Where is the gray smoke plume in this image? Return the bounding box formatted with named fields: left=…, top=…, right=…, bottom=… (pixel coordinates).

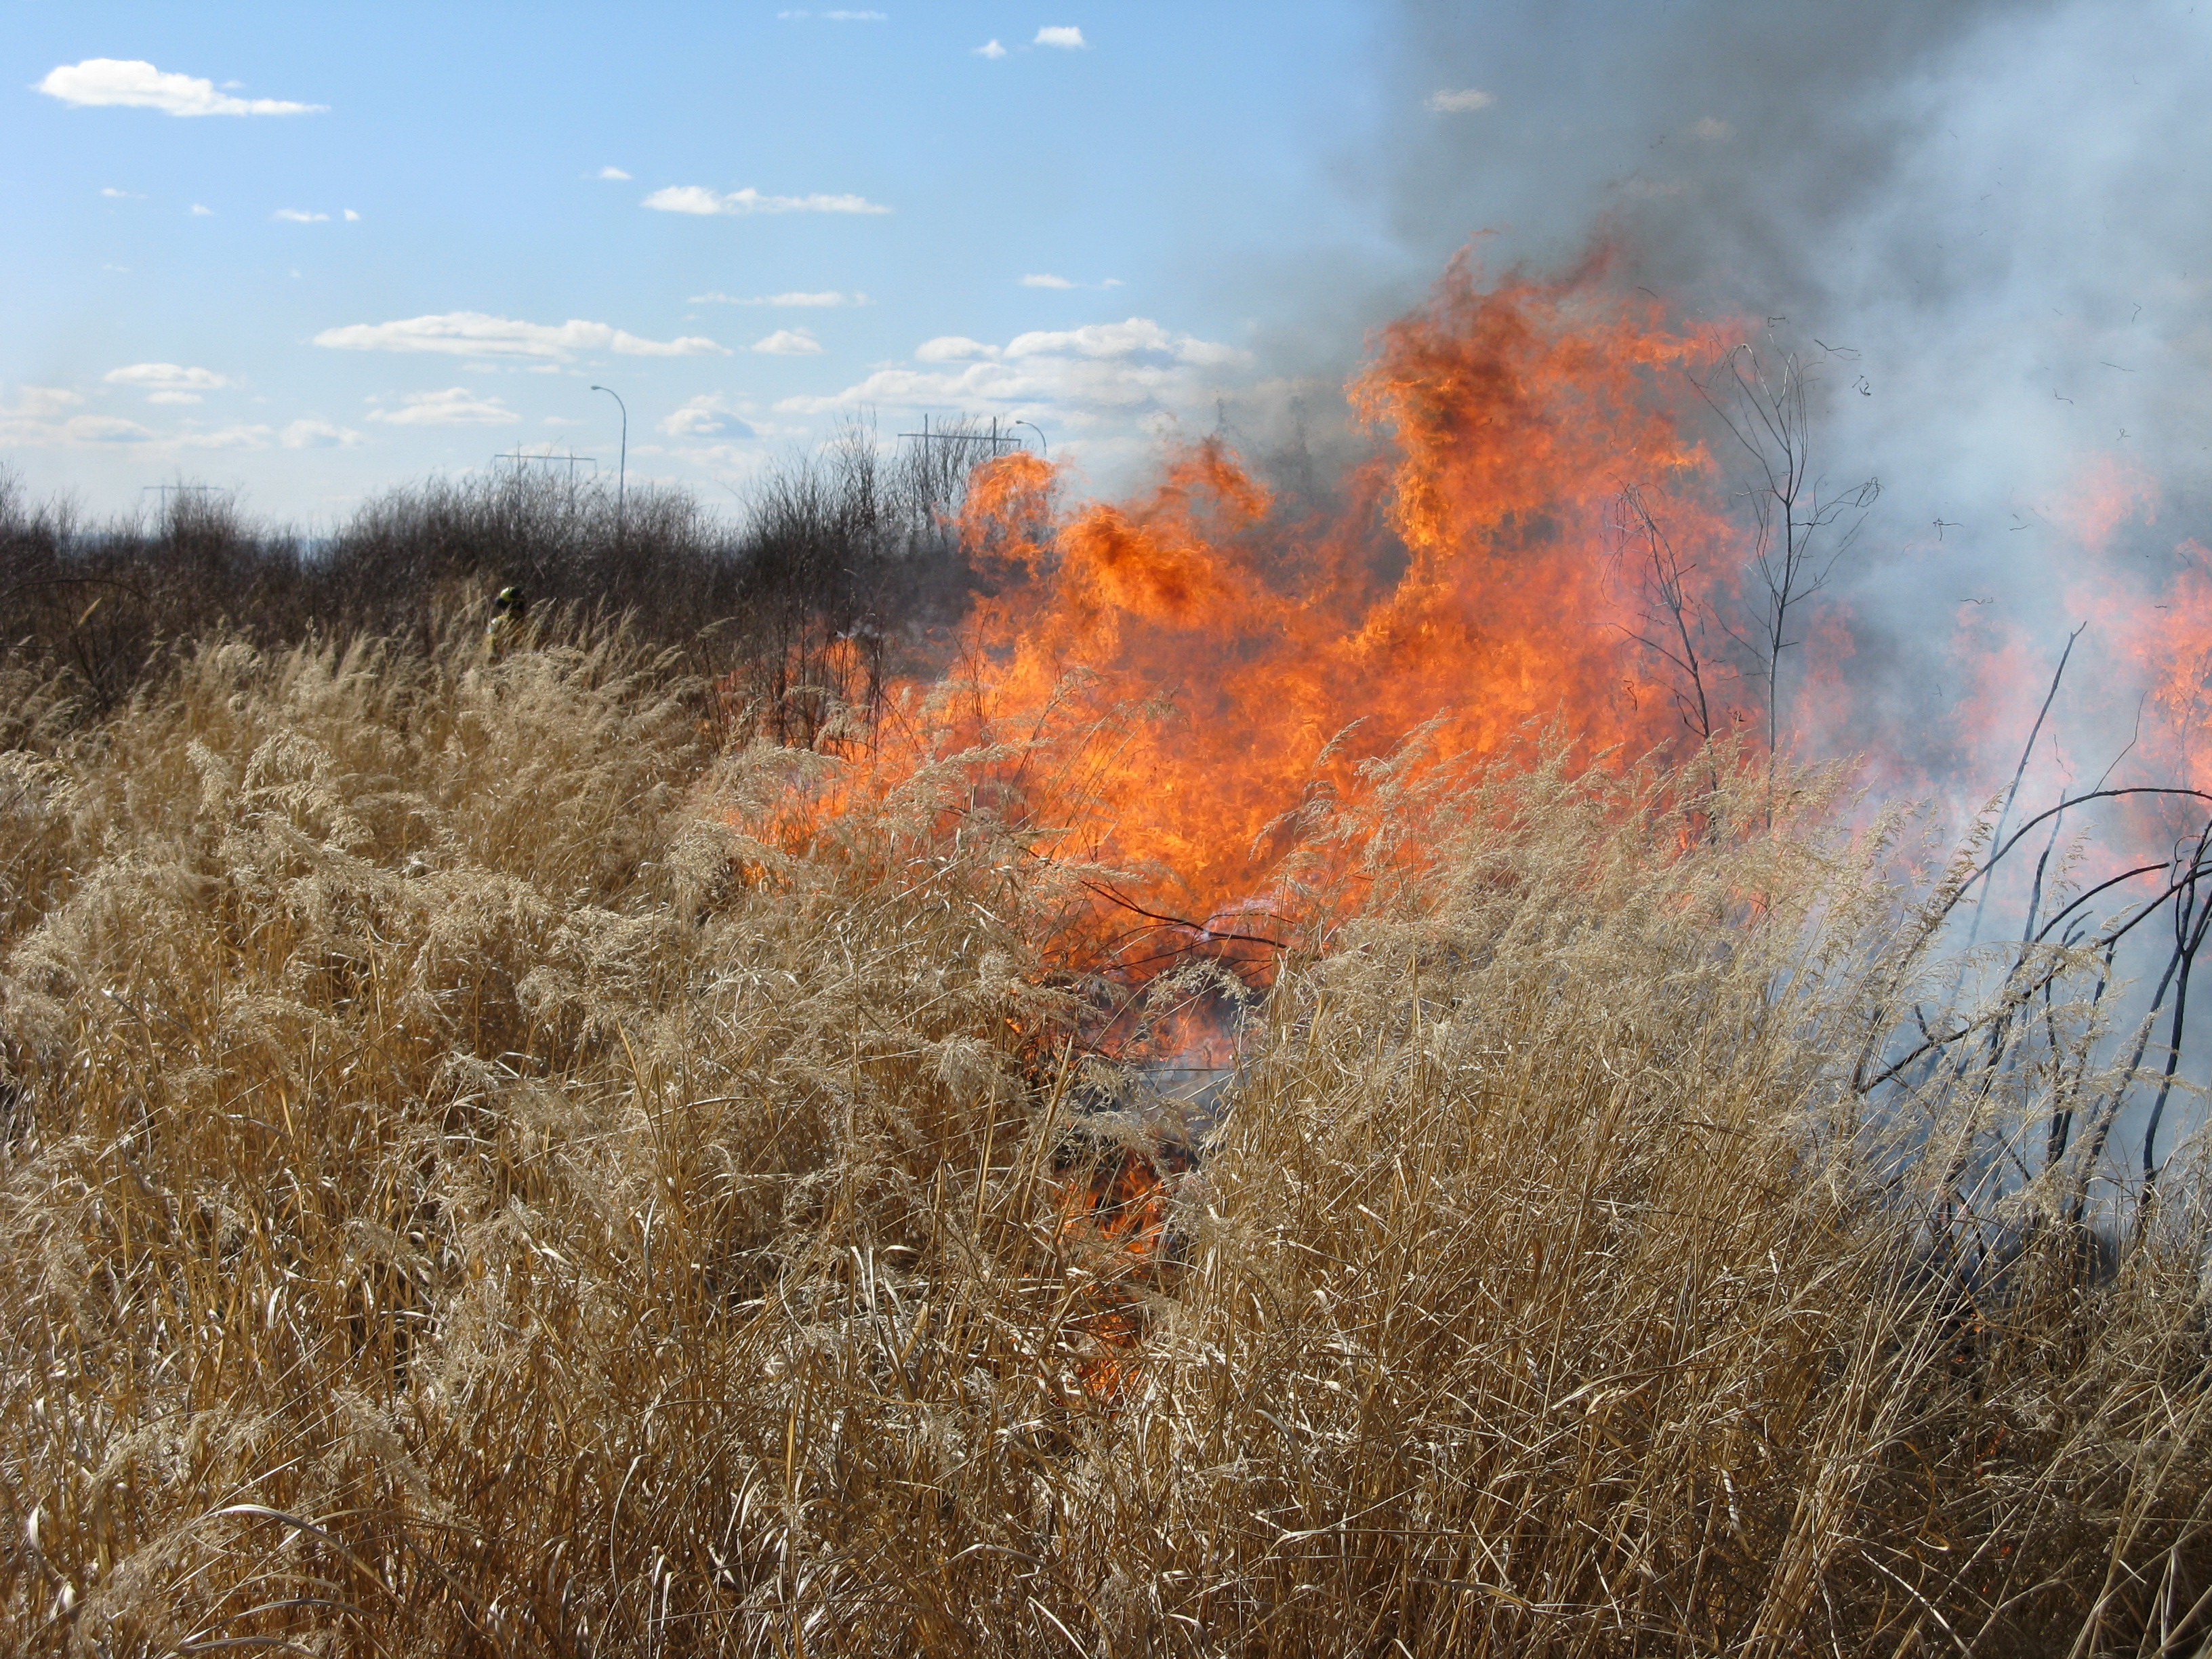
left=1274, top=0, right=2212, bottom=791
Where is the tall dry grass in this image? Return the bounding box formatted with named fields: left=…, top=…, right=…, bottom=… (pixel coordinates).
left=3, top=617, right=2211, bottom=1656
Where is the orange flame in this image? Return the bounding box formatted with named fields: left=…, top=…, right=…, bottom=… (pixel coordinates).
left=1052, top=1139, right=1189, bottom=1403
left=934, top=253, right=1734, bottom=931
left=737, top=252, right=2212, bottom=981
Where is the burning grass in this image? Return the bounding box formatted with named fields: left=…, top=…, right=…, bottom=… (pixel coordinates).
left=3, top=616, right=2211, bottom=1654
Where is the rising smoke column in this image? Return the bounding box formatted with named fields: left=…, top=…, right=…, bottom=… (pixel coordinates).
left=1363, top=0, right=2212, bottom=809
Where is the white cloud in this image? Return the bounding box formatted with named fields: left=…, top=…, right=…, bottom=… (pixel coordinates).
left=1004, top=319, right=1244, bottom=365
left=7, top=387, right=84, bottom=418
left=1425, top=88, right=1494, bottom=112
left=36, top=59, right=325, bottom=117
left=0, top=386, right=169, bottom=446
left=689, top=289, right=868, bottom=307
left=280, top=417, right=363, bottom=449
left=1692, top=116, right=1735, bottom=141
left=314, top=312, right=729, bottom=361
left=1, top=412, right=151, bottom=445
left=1019, top=273, right=1127, bottom=292
left=1034, top=26, right=1086, bottom=49
left=367, top=388, right=520, bottom=426
left=176, top=424, right=272, bottom=449
left=62, top=415, right=156, bottom=443
left=343, top=208, right=361, bottom=221
left=779, top=7, right=888, bottom=16
left=975, top=39, right=1007, bottom=58
left=659, top=394, right=756, bottom=438
left=190, top=203, right=213, bottom=216
left=916, top=336, right=997, bottom=361
left=100, top=186, right=143, bottom=199
left=105, top=363, right=232, bottom=393
left=752, top=328, right=825, bottom=356
left=781, top=316, right=1250, bottom=423
left=642, top=184, right=889, bottom=216
left=273, top=208, right=329, bottom=223
left=593, top=165, right=632, bottom=180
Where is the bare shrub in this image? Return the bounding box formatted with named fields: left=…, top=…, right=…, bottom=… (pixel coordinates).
left=0, top=436, right=979, bottom=740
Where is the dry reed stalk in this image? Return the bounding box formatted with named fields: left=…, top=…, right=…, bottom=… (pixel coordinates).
left=0, top=622, right=2208, bottom=1654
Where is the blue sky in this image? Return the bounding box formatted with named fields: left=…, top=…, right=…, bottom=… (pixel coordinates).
left=3, top=2, right=1397, bottom=519
left=11, top=0, right=2209, bottom=569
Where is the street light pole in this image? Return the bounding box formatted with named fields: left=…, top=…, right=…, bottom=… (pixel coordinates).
left=1011, top=419, right=1048, bottom=457
left=590, top=384, right=627, bottom=542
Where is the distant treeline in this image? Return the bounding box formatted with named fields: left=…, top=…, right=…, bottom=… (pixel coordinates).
left=0, top=425, right=998, bottom=735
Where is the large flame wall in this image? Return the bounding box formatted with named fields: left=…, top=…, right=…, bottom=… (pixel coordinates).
left=820, top=253, right=2212, bottom=941
left=939, top=255, right=1741, bottom=922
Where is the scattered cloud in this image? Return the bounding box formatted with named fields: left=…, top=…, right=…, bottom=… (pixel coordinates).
left=1021, top=273, right=1076, bottom=289
left=61, top=415, right=157, bottom=443
left=314, top=312, right=729, bottom=361
left=689, top=289, right=868, bottom=307
left=7, top=387, right=83, bottom=418
left=106, top=363, right=229, bottom=389
left=752, top=328, right=825, bottom=356
left=36, top=58, right=325, bottom=117
left=592, top=165, right=632, bottom=180
left=782, top=316, right=1250, bottom=423
left=280, top=417, right=363, bottom=448
left=1691, top=116, right=1735, bottom=141
left=642, top=184, right=889, bottom=216
left=1016, top=319, right=1242, bottom=365
left=975, top=39, right=1007, bottom=58
left=659, top=394, right=756, bottom=438
left=916, top=336, right=996, bottom=362
left=343, top=209, right=361, bottom=221
left=367, top=388, right=520, bottom=426
left=1034, top=26, right=1086, bottom=49
left=1425, top=87, right=1494, bottom=113
left=0, top=386, right=155, bottom=446
left=273, top=208, right=329, bottom=223
left=778, top=7, right=888, bottom=16
left=176, top=423, right=273, bottom=449
left=100, top=186, right=143, bottom=199
left=190, top=203, right=213, bottom=216
left=104, top=363, right=232, bottom=404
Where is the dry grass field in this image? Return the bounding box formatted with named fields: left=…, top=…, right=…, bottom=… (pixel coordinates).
left=5, top=613, right=2212, bottom=1656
